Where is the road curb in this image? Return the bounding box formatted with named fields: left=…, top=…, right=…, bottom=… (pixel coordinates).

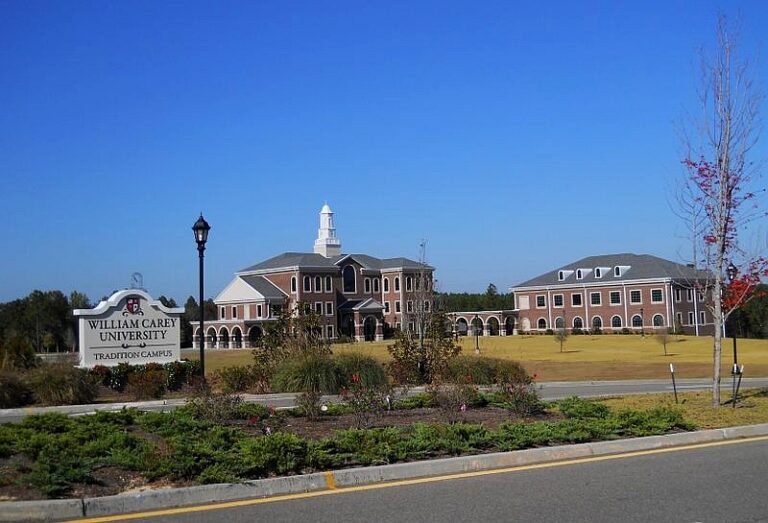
left=3, top=423, right=767, bottom=522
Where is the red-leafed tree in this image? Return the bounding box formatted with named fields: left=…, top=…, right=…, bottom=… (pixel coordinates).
left=679, top=15, right=767, bottom=406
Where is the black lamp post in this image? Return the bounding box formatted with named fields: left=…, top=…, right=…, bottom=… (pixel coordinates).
left=192, top=214, right=211, bottom=384
left=727, top=262, right=742, bottom=407
left=640, top=307, right=645, bottom=338
left=474, top=314, right=480, bottom=354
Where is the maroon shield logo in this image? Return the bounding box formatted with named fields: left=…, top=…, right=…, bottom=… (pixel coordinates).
left=126, top=297, right=141, bottom=314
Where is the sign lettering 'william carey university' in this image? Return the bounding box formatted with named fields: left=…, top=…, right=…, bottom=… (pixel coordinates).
left=74, top=289, right=184, bottom=368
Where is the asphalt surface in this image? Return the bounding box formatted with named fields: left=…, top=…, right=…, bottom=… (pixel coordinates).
left=96, top=438, right=768, bottom=523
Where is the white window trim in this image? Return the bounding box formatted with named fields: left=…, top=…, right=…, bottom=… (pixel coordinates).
left=629, top=290, right=643, bottom=305
left=384, top=301, right=390, bottom=313
left=590, top=292, right=601, bottom=306
left=536, top=294, right=547, bottom=308
left=325, top=302, right=333, bottom=316
left=609, top=291, right=622, bottom=306
left=571, top=293, right=583, bottom=307
left=553, top=294, right=564, bottom=308
left=651, top=288, right=664, bottom=304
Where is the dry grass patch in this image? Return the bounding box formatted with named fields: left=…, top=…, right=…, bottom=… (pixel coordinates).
left=599, top=388, right=768, bottom=429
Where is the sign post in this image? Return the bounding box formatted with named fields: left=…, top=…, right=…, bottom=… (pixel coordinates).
left=669, top=363, right=678, bottom=404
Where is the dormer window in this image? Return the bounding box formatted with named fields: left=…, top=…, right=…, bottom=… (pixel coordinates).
left=558, top=270, right=574, bottom=281
left=613, top=265, right=631, bottom=277
left=576, top=269, right=582, bottom=280
left=595, top=268, right=602, bottom=278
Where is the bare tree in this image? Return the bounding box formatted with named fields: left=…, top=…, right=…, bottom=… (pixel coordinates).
left=679, top=15, right=767, bottom=405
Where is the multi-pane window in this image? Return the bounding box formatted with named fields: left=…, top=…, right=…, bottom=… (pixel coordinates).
left=364, top=278, right=371, bottom=293
left=373, top=279, right=380, bottom=293
left=315, top=302, right=322, bottom=314
left=395, top=301, right=401, bottom=313
left=315, top=276, right=322, bottom=293
left=651, top=289, right=663, bottom=303
left=553, top=294, right=564, bottom=307
left=538, top=318, right=547, bottom=329
left=610, top=291, right=621, bottom=305
left=571, top=293, right=583, bottom=306
left=536, top=295, right=546, bottom=307
left=395, top=277, right=400, bottom=291
left=384, top=302, right=390, bottom=313
left=653, top=314, right=664, bottom=327
left=630, top=290, right=642, bottom=304
left=325, top=302, right=333, bottom=316
left=343, top=266, right=356, bottom=293
left=406, top=276, right=413, bottom=291
left=383, top=278, right=389, bottom=293
left=686, top=289, right=694, bottom=302
left=591, top=292, right=601, bottom=305
left=325, top=276, right=332, bottom=292
left=688, top=312, right=694, bottom=325
left=674, top=288, right=682, bottom=302
left=611, top=316, right=622, bottom=328
left=303, top=276, right=311, bottom=292
left=573, top=317, right=584, bottom=329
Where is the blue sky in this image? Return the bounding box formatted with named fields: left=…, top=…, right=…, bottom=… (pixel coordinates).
left=2, top=1, right=767, bottom=304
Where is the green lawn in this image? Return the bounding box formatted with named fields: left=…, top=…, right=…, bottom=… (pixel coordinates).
left=190, top=334, right=768, bottom=381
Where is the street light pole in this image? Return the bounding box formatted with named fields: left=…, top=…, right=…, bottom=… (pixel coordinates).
left=474, top=314, right=480, bottom=355
left=640, top=307, right=644, bottom=338
left=192, top=214, right=211, bottom=385
left=727, top=262, right=741, bottom=407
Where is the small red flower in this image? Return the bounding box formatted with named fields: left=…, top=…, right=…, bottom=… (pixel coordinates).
left=351, top=374, right=361, bottom=383
left=248, top=416, right=260, bottom=425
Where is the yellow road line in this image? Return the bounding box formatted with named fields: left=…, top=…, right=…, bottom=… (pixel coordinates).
left=70, top=435, right=768, bottom=522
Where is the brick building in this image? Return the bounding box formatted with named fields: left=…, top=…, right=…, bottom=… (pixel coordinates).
left=195, top=204, right=433, bottom=348
left=510, top=254, right=712, bottom=336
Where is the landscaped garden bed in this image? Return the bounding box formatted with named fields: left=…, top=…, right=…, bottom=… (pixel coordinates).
left=0, top=393, right=693, bottom=502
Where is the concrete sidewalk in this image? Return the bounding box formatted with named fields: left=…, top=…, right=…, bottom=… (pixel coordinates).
left=2, top=423, right=768, bottom=522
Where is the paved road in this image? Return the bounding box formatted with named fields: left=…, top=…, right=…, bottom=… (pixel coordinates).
left=113, top=438, right=768, bottom=523
left=2, top=378, right=767, bottom=424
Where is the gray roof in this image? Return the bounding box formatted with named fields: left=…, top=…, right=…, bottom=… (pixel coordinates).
left=241, top=275, right=288, bottom=299
left=239, top=252, right=430, bottom=273
left=338, top=298, right=385, bottom=312
left=513, top=253, right=707, bottom=288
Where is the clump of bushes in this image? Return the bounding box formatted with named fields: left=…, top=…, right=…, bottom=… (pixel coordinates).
left=24, top=363, right=97, bottom=406
left=0, top=371, right=32, bottom=408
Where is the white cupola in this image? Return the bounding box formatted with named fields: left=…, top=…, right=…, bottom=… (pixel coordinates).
left=314, top=203, right=342, bottom=257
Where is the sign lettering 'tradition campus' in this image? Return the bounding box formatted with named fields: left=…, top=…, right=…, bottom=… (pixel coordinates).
left=74, top=289, right=184, bottom=368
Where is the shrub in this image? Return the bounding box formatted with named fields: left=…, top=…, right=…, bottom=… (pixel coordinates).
left=182, top=359, right=202, bottom=386
left=340, top=373, right=390, bottom=429
left=393, top=393, right=436, bottom=410
left=334, top=353, right=388, bottom=389
left=236, top=432, right=308, bottom=477
left=492, top=359, right=532, bottom=388
left=0, top=336, right=38, bottom=370
left=0, top=371, right=32, bottom=408
left=164, top=361, right=187, bottom=391
left=499, top=383, right=545, bottom=417
left=215, top=365, right=256, bottom=393
left=447, top=356, right=495, bottom=385
left=25, top=363, right=97, bottom=406
left=271, top=354, right=339, bottom=394
left=126, top=364, right=166, bottom=400
left=429, top=383, right=481, bottom=423
left=558, top=396, right=610, bottom=419
left=184, top=391, right=243, bottom=424
left=107, top=363, right=132, bottom=392
left=89, top=365, right=111, bottom=387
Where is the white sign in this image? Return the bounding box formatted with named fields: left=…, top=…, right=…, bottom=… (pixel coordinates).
left=74, top=289, right=184, bottom=368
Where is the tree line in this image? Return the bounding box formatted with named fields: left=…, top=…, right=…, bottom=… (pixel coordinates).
left=437, top=283, right=515, bottom=312
left=0, top=290, right=220, bottom=355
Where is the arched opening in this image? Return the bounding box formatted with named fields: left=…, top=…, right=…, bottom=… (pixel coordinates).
left=487, top=317, right=500, bottom=336
left=219, top=327, right=230, bottom=349
left=343, top=266, right=356, bottom=293
left=555, top=317, right=565, bottom=329
left=472, top=317, right=484, bottom=336
left=363, top=316, right=377, bottom=341
left=521, top=317, right=531, bottom=332
left=456, top=318, right=469, bottom=336
left=248, top=326, right=263, bottom=347
left=632, top=315, right=643, bottom=328
left=505, top=316, right=515, bottom=335
left=652, top=314, right=664, bottom=327
left=341, top=314, right=355, bottom=337
left=592, top=316, right=603, bottom=331
left=537, top=318, right=547, bottom=330
left=206, top=327, right=217, bottom=348
left=572, top=317, right=584, bottom=330
left=611, top=316, right=622, bottom=329
left=232, top=327, right=243, bottom=349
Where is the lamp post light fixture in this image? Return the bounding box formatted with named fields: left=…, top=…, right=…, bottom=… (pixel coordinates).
left=192, top=214, right=211, bottom=384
